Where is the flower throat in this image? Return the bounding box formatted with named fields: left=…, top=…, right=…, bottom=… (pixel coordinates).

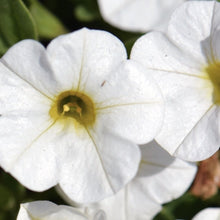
left=205, top=62, right=220, bottom=105
left=50, top=91, right=95, bottom=126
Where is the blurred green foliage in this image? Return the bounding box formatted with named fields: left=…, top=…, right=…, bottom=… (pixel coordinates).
left=26, top=0, right=68, bottom=39
left=0, top=0, right=37, bottom=55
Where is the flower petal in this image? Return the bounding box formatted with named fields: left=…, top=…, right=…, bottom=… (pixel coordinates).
left=55, top=124, right=141, bottom=203
left=60, top=185, right=161, bottom=220
left=17, top=201, right=88, bottom=220
left=56, top=187, right=107, bottom=220
left=210, top=2, right=220, bottom=60
left=131, top=31, right=214, bottom=158
left=98, top=0, right=185, bottom=32
left=95, top=60, right=164, bottom=144
left=168, top=1, right=214, bottom=61
left=131, top=31, right=207, bottom=77
left=92, top=187, right=161, bottom=220
left=59, top=141, right=196, bottom=220
left=138, top=141, right=197, bottom=204
left=126, top=186, right=162, bottom=220
left=174, top=105, right=220, bottom=161
left=1, top=40, right=59, bottom=98
left=0, top=62, right=58, bottom=191
left=192, top=208, right=220, bottom=220
left=46, top=28, right=127, bottom=93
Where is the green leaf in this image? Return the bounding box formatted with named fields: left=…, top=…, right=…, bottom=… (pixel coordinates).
left=154, top=208, right=175, bottom=220
left=0, top=184, right=14, bottom=211
left=0, top=0, right=38, bottom=56
left=73, top=0, right=100, bottom=22
left=27, top=0, right=68, bottom=39
left=74, top=5, right=98, bottom=22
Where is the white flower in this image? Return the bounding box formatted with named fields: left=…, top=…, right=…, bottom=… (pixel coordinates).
left=16, top=200, right=105, bottom=220
left=192, top=208, right=220, bottom=220
left=131, top=1, right=220, bottom=161
left=58, top=141, right=197, bottom=220
left=97, top=0, right=212, bottom=33
left=97, top=0, right=187, bottom=32
left=0, top=28, right=164, bottom=203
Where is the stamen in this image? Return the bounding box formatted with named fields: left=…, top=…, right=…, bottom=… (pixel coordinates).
left=62, top=103, right=82, bottom=117
left=49, top=91, right=96, bottom=126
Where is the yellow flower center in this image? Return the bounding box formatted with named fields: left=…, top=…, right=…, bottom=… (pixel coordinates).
left=50, top=91, right=96, bottom=126
left=205, top=62, right=220, bottom=105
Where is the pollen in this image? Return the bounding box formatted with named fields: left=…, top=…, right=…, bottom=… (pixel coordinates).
left=49, top=91, right=96, bottom=126
left=62, top=103, right=82, bottom=117
left=205, top=62, right=220, bottom=105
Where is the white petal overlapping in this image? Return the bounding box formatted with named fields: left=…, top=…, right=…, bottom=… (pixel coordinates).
left=57, top=126, right=141, bottom=203
left=131, top=1, right=220, bottom=161
left=95, top=60, right=164, bottom=144
left=174, top=105, right=220, bottom=161
left=0, top=28, right=163, bottom=203
left=138, top=141, right=197, bottom=204
left=58, top=141, right=197, bottom=220
left=17, top=201, right=90, bottom=220
left=131, top=31, right=213, bottom=158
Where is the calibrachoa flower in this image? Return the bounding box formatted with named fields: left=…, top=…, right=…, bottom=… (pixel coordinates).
left=192, top=208, right=220, bottom=220
left=16, top=201, right=105, bottom=220
left=131, top=1, right=220, bottom=161
left=58, top=141, right=197, bottom=220
left=97, top=0, right=186, bottom=32
left=0, top=28, right=164, bottom=203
